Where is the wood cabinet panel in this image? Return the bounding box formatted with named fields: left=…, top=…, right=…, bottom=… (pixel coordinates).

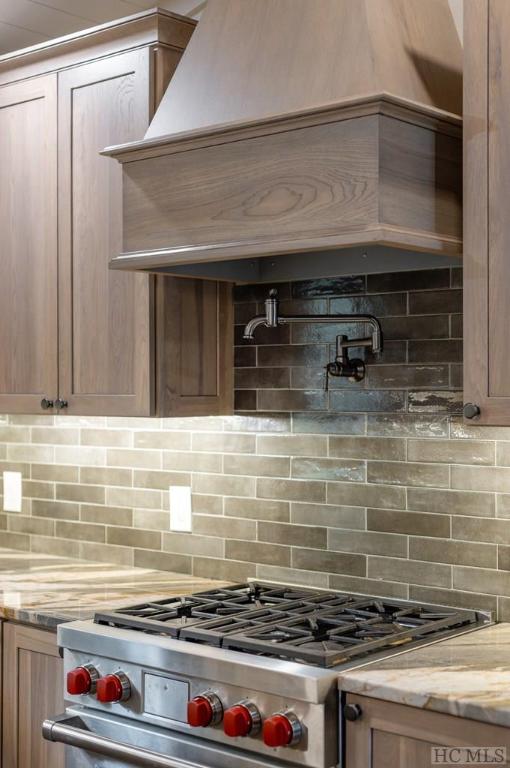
left=156, top=278, right=233, bottom=416
left=345, top=694, right=510, bottom=768
left=0, top=75, right=58, bottom=413
left=464, top=0, right=510, bottom=423
left=2, top=623, right=64, bottom=768
left=57, top=46, right=233, bottom=417
left=58, top=49, right=153, bottom=415
left=0, top=16, right=234, bottom=418
left=120, top=110, right=461, bottom=269
left=487, top=0, right=510, bottom=399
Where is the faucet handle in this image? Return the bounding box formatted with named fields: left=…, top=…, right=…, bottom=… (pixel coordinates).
left=324, top=361, right=341, bottom=391
left=265, top=289, right=279, bottom=328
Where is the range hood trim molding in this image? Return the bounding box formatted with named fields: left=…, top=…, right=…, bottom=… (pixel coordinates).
left=103, top=92, right=461, bottom=164
left=110, top=223, right=462, bottom=275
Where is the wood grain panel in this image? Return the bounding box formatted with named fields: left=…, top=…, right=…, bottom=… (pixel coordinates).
left=345, top=694, right=510, bottom=768
left=0, top=75, right=58, bottom=413
left=463, top=0, right=489, bottom=417
left=148, top=37, right=233, bottom=416
left=150, top=45, right=183, bottom=118
left=58, top=49, right=154, bottom=415
left=120, top=112, right=461, bottom=269
left=146, top=0, right=461, bottom=140
left=0, top=9, right=194, bottom=86
left=488, top=0, right=510, bottom=397
left=2, top=623, right=64, bottom=768
left=124, top=116, right=380, bottom=254
left=379, top=116, right=462, bottom=240
left=156, top=278, right=233, bottom=415
left=462, top=0, right=510, bottom=423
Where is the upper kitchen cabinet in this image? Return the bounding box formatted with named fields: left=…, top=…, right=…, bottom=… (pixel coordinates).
left=0, top=10, right=233, bottom=417
left=0, top=75, right=58, bottom=414
left=464, top=0, right=510, bottom=424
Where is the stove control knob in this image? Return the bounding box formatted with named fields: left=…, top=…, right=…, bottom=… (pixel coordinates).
left=263, top=712, right=303, bottom=748
left=223, top=700, right=261, bottom=738
left=66, top=664, right=99, bottom=696
left=96, top=672, right=131, bottom=703
left=187, top=692, right=223, bottom=727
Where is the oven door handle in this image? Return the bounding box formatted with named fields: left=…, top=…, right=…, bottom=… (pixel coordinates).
left=42, top=714, right=206, bottom=768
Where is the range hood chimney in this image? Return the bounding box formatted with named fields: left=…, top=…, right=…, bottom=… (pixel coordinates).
left=104, top=0, right=463, bottom=283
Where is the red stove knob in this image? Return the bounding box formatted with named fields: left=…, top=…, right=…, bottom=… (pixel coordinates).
left=66, top=664, right=99, bottom=696
left=223, top=701, right=261, bottom=738
left=263, top=713, right=303, bottom=748
left=187, top=692, right=222, bottom=727
left=96, top=672, right=130, bottom=703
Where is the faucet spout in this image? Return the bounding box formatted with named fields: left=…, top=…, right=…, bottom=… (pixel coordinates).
left=243, top=287, right=383, bottom=387
left=243, top=288, right=383, bottom=353
left=243, top=288, right=281, bottom=339
left=243, top=315, right=270, bottom=340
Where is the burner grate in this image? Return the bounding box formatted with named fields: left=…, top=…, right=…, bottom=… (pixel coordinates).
left=94, top=583, right=483, bottom=667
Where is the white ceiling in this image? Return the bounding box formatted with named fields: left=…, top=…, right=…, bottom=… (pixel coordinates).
left=0, top=0, right=206, bottom=55
left=0, top=0, right=462, bottom=59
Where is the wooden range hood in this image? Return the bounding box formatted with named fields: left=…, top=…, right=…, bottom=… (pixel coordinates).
left=104, top=0, right=463, bottom=282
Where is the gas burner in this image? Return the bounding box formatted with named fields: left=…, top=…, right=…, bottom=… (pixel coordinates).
left=94, top=583, right=483, bottom=668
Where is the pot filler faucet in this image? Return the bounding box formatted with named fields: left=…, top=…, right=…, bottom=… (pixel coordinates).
left=243, top=289, right=383, bottom=388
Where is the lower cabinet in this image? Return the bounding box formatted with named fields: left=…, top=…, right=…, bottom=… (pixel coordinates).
left=345, top=694, right=510, bottom=768
left=2, top=623, right=64, bottom=768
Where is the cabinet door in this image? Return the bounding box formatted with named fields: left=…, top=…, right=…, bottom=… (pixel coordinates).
left=2, top=623, right=64, bottom=768
left=58, top=49, right=153, bottom=415
left=156, top=278, right=234, bottom=416
left=0, top=76, right=58, bottom=413
left=344, top=694, right=510, bottom=768
left=464, top=0, right=510, bottom=424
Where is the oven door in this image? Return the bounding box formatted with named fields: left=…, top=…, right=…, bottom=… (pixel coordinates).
left=43, top=707, right=286, bottom=768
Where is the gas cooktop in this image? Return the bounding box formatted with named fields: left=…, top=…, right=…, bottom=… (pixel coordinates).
left=94, top=582, right=486, bottom=668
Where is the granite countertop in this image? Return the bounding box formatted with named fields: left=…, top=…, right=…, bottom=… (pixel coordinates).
left=337, top=623, right=510, bottom=728
left=0, top=548, right=227, bottom=629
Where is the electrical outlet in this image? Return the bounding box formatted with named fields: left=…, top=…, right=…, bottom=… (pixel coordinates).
left=169, top=486, right=192, bottom=532
left=3, top=471, right=22, bottom=512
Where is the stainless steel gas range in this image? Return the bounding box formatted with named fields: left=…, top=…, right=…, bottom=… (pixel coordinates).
left=43, top=582, right=490, bottom=768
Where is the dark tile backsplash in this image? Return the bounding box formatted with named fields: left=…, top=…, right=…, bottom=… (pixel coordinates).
left=234, top=267, right=462, bottom=415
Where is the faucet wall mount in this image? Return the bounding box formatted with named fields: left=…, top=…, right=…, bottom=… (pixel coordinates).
left=243, top=289, right=383, bottom=387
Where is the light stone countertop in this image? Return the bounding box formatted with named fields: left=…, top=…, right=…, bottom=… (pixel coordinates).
left=0, top=548, right=227, bottom=628
left=337, top=623, right=510, bottom=728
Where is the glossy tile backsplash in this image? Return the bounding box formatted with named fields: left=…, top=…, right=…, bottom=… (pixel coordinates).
left=2, top=267, right=510, bottom=618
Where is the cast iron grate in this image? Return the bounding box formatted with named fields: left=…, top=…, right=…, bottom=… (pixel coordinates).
left=94, top=583, right=481, bottom=667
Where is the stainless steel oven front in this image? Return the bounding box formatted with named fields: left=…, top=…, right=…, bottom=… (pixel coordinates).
left=44, top=620, right=340, bottom=768
left=44, top=707, right=291, bottom=768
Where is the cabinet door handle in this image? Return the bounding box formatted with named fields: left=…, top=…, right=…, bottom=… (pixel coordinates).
left=343, top=703, right=363, bottom=721
left=54, top=398, right=68, bottom=410
left=40, top=398, right=54, bottom=410
left=463, top=403, right=480, bottom=419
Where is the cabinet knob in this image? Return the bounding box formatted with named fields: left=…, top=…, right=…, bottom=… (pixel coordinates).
left=343, top=704, right=363, bottom=722
left=40, top=398, right=54, bottom=410
left=463, top=403, right=480, bottom=420
left=54, top=398, right=68, bottom=410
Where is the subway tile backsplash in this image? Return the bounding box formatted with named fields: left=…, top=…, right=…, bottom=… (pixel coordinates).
left=3, top=266, right=510, bottom=618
